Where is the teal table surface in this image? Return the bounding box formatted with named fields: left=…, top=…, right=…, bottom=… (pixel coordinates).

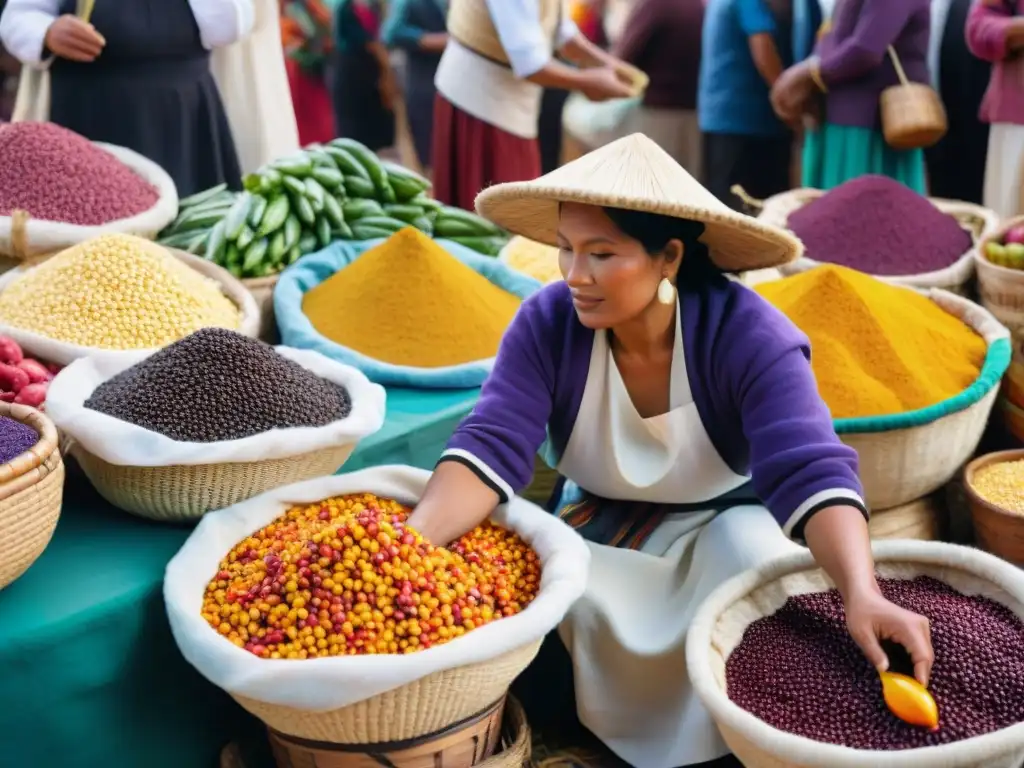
left=0, top=386, right=479, bottom=768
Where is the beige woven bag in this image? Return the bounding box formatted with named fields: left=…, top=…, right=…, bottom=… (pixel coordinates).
left=880, top=46, right=948, bottom=150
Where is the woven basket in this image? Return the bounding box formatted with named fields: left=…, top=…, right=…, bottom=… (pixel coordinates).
left=687, top=541, right=1024, bottom=768
left=232, top=640, right=541, bottom=743
left=754, top=188, right=998, bottom=294
left=868, top=494, right=943, bottom=541
left=71, top=442, right=357, bottom=522
left=833, top=289, right=1009, bottom=510
left=0, top=403, right=64, bottom=589
left=975, top=216, right=1024, bottom=338
left=964, top=449, right=1024, bottom=566
left=242, top=274, right=280, bottom=344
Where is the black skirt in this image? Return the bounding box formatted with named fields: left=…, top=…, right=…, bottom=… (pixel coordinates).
left=49, top=0, right=241, bottom=197
left=332, top=48, right=396, bottom=152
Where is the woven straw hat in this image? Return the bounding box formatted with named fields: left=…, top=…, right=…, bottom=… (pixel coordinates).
left=475, top=133, right=802, bottom=272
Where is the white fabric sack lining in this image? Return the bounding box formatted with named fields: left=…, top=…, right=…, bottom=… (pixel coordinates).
left=164, top=466, right=591, bottom=711
left=0, top=249, right=261, bottom=367
left=928, top=287, right=1011, bottom=346
left=46, top=346, right=386, bottom=466
left=0, top=143, right=178, bottom=257
left=686, top=540, right=1024, bottom=768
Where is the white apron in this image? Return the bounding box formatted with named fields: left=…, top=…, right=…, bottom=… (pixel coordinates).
left=555, top=309, right=802, bottom=767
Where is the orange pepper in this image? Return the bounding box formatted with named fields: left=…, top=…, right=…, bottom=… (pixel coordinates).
left=880, top=671, right=939, bottom=731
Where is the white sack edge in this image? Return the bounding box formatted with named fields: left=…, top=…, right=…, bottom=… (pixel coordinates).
left=0, top=249, right=261, bottom=367
left=46, top=346, right=386, bottom=465
left=164, top=466, right=591, bottom=711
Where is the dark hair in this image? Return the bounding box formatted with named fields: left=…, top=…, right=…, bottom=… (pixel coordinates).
left=601, top=207, right=718, bottom=285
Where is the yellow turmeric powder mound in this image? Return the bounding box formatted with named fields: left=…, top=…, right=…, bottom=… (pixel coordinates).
left=303, top=227, right=522, bottom=367
left=756, top=265, right=986, bottom=419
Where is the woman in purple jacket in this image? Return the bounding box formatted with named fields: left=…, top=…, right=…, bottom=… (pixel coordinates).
left=770, top=0, right=931, bottom=192
left=406, top=134, right=934, bottom=768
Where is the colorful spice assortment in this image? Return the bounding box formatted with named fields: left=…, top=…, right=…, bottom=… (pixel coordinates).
left=756, top=266, right=985, bottom=419
left=503, top=237, right=562, bottom=284
left=0, top=122, right=159, bottom=225
left=726, top=576, right=1024, bottom=749
left=787, top=176, right=972, bottom=276
left=0, top=235, right=240, bottom=350
left=201, top=492, right=541, bottom=658
left=0, top=416, right=37, bottom=464
left=970, top=460, right=1024, bottom=515
left=0, top=335, right=58, bottom=408
left=85, top=328, right=352, bottom=442
left=302, top=228, right=521, bottom=367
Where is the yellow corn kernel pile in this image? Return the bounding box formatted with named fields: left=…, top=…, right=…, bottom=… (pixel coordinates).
left=503, top=237, right=562, bottom=284
left=0, top=234, right=240, bottom=349
left=971, top=460, right=1024, bottom=515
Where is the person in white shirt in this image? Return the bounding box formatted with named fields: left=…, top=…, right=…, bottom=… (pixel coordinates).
left=432, top=0, right=635, bottom=211
left=0, top=0, right=252, bottom=196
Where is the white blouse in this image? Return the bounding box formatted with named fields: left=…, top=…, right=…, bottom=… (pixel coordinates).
left=0, top=0, right=254, bottom=66
left=483, top=0, right=577, bottom=78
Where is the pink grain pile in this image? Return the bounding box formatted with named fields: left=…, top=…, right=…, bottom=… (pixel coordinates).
left=0, top=122, right=159, bottom=225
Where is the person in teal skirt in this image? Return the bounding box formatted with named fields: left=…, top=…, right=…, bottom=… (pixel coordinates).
left=770, top=0, right=931, bottom=193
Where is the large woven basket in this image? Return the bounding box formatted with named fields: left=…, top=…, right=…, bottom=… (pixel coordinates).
left=687, top=541, right=1024, bottom=768
left=232, top=641, right=541, bottom=743
left=72, top=442, right=357, bottom=523
left=868, top=494, right=943, bottom=541
left=833, top=289, right=1009, bottom=510
left=754, top=188, right=998, bottom=294
left=0, top=403, right=64, bottom=589
left=975, top=215, right=1024, bottom=338
left=242, top=274, right=280, bottom=344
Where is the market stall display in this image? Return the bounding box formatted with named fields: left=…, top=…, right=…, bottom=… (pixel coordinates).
left=976, top=216, right=1024, bottom=338
left=756, top=266, right=1009, bottom=510
left=0, top=122, right=177, bottom=264
left=165, top=467, right=589, bottom=761
left=0, top=235, right=260, bottom=366
left=687, top=541, right=1024, bottom=768
left=0, top=402, right=63, bottom=589
left=0, top=335, right=60, bottom=408
left=752, top=180, right=998, bottom=294
left=964, top=449, right=1024, bottom=566
left=275, top=228, right=541, bottom=387
left=156, top=139, right=509, bottom=279
left=499, top=236, right=562, bottom=284
left=46, top=330, right=386, bottom=521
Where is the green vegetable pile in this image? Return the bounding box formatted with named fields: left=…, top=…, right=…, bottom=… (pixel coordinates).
left=157, top=139, right=509, bottom=279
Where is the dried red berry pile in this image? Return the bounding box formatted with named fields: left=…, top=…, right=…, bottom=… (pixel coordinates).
left=0, top=122, right=158, bottom=225
left=202, top=493, right=541, bottom=659
left=726, top=576, right=1024, bottom=749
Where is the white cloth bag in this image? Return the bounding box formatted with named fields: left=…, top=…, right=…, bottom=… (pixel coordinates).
left=46, top=346, right=386, bottom=466
left=210, top=0, right=300, bottom=174
left=163, top=466, right=591, bottom=710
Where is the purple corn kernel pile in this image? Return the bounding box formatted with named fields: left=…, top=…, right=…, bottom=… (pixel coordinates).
left=726, top=576, right=1024, bottom=750
left=0, top=122, right=159, bottom=225
left=787, top=176, right=972, bottom=276
left=0, top=415, right=37, bottom=464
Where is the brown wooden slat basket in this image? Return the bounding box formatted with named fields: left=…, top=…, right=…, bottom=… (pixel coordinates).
left=241, top=274, right=280, bottom=344
left=0, top=402, right=64, bottom=589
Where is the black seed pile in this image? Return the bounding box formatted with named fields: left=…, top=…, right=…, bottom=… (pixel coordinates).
left=725, top=576, right=1024, bottom=750
left=85, top=328, right=353, bottom=442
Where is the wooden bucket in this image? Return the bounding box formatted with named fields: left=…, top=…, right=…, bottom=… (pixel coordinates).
left=269, top=696, right=506, bottom=768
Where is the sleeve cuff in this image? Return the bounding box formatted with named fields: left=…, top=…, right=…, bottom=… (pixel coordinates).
left=783, top=488, right=868, bottom=542
left=556, top=17, right=579, bottom=48
left=437, top=449, right=515, bottom=503
left=506, top=43, right=551, bottom=78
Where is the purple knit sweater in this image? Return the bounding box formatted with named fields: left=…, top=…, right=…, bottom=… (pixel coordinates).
left=440, top=276, right=866, bottom=541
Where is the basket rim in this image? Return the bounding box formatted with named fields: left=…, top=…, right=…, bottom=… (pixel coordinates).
left=832, top=291, right=1010, bottom=434
left=0, top=402, right=59, bottom=481
left=962, top=448, right=1024, bottom=524
left=974, top=214, right=1024, bottom=278
left=685, top=540, right=1024, bottom=768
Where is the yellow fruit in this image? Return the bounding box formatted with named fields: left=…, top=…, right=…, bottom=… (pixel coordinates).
left=880, top=671, right=939, bottom=730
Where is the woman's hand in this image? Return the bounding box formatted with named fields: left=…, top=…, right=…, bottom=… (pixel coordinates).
left=44, top=15, right=105, bottom=62
left=845, top=588, right=934, bottom=686
left=580, top=66, right=634, bottom=102
left=770, top=61, right=815, bottom=126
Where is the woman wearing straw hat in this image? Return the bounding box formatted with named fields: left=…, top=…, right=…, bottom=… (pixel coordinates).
left=406, top=134, right=935, bottom=767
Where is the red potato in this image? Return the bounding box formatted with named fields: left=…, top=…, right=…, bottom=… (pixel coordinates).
left=13, top=382, right=47, bottom=408
left=16, top=358, right=51, bottom=384
left=0, top=336, right=23, bottom=366
left=0, top=362, right=29, bottom=394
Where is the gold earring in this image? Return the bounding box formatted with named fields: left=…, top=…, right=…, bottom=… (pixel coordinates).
left=657, top=277, right=675, bottom=305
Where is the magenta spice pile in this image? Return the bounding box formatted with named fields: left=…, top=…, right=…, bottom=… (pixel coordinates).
left=0, top=415, right=36, bottom=464
left=726, top=576, right=1024, bottom=750
left=0, top=122, right=158, bottom=225
left=787, top=176, right=972, bottom=276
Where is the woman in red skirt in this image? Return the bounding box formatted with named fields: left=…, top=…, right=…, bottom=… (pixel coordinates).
left=281, top=0, right=336, bottom=145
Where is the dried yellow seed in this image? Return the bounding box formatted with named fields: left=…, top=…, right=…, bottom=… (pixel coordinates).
left=972, top=460, right=1024, bottom=515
